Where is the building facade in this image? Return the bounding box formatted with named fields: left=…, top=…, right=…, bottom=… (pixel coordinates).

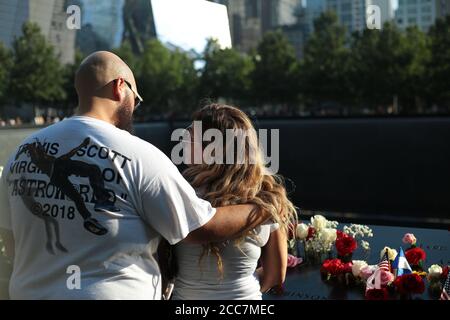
left=299, top=0, right=393, bottom=36
left=395, top=0, right=438, bottom=31
left=325, top=0, right=366, bottom=33
left=261, top=0, right=299, bottom=32
left=211, top=0, right=300, bottom=52
left=48, top=0, right=77, bottom=64
left=300, top=0, right=326, bottom=37
left=123, top=0, right=157, bottom=54
left=0, top=0, right=76, bottom=64
left=323, top=0, right=393, bottom=33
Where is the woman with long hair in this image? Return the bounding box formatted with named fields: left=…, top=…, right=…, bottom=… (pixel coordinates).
left=171, top=104, right=297, bottom=300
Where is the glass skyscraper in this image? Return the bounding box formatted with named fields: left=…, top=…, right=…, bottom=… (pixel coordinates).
left=211, top=0, right=300, bottom=52
left=80, top=0, right=125, bottom=49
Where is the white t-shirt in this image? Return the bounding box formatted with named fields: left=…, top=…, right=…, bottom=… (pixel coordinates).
left=0, top=116, right=216, bottom=300
left=173, top=222, right=279, bottom=300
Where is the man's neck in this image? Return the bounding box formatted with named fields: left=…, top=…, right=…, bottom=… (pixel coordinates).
left=76, top=105, right=116, bottom=127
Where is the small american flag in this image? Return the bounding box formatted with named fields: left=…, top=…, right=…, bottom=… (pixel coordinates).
left=365, top=249, right=392, bottom=292
left=379, top=249, right=391, bottom=272
left=440, top=270, right=450, bottom=301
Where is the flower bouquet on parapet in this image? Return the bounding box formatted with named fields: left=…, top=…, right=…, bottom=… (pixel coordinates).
left=363, top=233, right=430, bottom=300
left=289, top=215, right=446, bottom=300
left=319, top=258, right=354, bottom=286
left=295, top=214, right=372, bottom=266
left=316, top=228, right=443, bottom=300
left=295, top=214, right=338, bottom=264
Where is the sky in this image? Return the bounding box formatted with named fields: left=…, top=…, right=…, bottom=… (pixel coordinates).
left=151, top=0, right=232, bottom=54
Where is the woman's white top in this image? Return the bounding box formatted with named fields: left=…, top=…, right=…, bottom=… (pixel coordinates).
left=172, top=222, right=279, bottom=300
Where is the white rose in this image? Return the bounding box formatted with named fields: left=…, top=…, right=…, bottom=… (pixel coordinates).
left=380, top=247, right=398, bottom=261
left=311, top=215, right=327, bottom=231
left=352, top=260, right=368, bottom=277
left=428, top=264, right=442, bottom=275
left=321, top=228, right=337, bottom=243
left=296, top=223, right=309, bottom=240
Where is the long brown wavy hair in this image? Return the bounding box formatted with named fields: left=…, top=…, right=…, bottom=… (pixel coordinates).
left=183, top=104, right=298, bottom=277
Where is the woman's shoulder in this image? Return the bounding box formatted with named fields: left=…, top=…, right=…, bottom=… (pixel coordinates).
left=256, top=221, right=280, bottom=233
left=246, top=222, right=279, bottom=247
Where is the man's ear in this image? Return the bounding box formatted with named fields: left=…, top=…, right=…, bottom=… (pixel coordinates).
left=112, top=78, right=125, bottom=102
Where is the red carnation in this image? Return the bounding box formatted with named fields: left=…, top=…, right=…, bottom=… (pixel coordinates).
left=306, top=227, right=316, bottom=241
left=321, top=259, right=345, bottom=276
left=405, top=247, right=426, bottom=266
left=335, top=233, right=357, bottom=257
left=365, top=288, right=389, bottom=300
left=342, top=262, right=353, bottom=274
left=336, top=230, right=345, bottom=239
left=394, top=273, right=425, bottom=294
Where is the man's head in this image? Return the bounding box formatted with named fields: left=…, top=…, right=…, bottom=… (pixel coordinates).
left=75, top=51, right=142, bottom=132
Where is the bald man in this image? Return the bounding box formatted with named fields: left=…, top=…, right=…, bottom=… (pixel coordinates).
left=0, top=51, right=270, bottom=299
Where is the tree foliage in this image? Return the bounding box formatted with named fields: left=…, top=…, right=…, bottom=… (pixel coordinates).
left=251, top=31, right=300, bottom=107
left=301, top=11, right=350, bottom=107
left=200, top=39, right=254, bottom=105
left=138, top=40, right=198, bottom=116
left=427, top=16, right=450, bottom=106
left=2, top=14, right=450, bottom=119
left=0, top=43, right=13, bottom=104
left=9, top=22, right=66, bottom=107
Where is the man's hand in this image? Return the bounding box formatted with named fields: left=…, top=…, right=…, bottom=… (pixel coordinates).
left=184, top=204, right=271, bottom=244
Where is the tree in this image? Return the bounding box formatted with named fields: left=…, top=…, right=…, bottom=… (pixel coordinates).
left=349, top=22, right=427, bottom=113
left=428, top=16, right=450, bottom=107
left=9, top=22, right=65, bottom=110
left=0, top=43, right=13, bottom=105
left=60, top=50, right=85, bottom=112
left=171, top=49, right=200, bottom=115
left=113, top=41, right=141, bottom=72
left=402, top=26, right=431, bottom=112
left=250, top=31, right=300, bottom=108
left=301, top=11, right=350, bottom=109
left=200, top=39, right=254, bottom=105
left=138, top=40, right=198, bottom=117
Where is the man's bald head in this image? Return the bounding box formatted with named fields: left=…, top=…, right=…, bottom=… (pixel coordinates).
left=74, top=51, right=140, bottom=132
left=75, top=51, right=136, bottom=100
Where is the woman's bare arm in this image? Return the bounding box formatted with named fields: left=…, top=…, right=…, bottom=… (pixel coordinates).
left=257, top=229, right=287, bottom=293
